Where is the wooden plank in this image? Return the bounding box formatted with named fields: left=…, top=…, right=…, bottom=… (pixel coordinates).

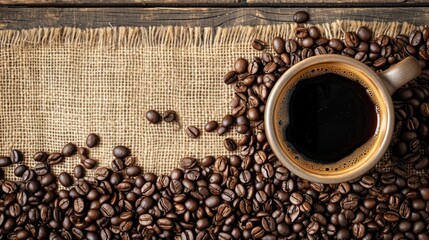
left=0, top=7, right=428, bottom=30
left=247, top=0, right=427, bottom=4
left=0, top=0, right=240, bottom=6
left=0, top=0, right=427, bottom=6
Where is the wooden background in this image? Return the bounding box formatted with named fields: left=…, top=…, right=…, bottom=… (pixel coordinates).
left=0, top=1, right=428, bottom=30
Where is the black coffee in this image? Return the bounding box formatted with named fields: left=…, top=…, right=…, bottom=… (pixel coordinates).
left=285, top=73, right=377, bottom=164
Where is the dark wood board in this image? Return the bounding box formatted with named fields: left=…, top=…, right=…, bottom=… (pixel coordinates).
left=0, top=0, right=427, bottom=6
left=0, top=7, right=428, bottom=30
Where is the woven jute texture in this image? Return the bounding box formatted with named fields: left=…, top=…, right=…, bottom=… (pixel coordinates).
left=0, top=20, right=425, bottom=179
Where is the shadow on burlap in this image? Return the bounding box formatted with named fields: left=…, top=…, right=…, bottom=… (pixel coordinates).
left=0, top=20, right=426, bottom=180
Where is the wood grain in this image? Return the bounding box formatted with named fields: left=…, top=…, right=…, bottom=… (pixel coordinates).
left=0, top=0, right=241, bottom=6
left=0, top=7, right=428, bottom=30
left=0, top=0, right=427, bottom=6
left=248, top=0, right=427, bottom=4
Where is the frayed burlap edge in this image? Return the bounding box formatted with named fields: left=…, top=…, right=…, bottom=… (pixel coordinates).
left=0, top=20, right=425, bottom=49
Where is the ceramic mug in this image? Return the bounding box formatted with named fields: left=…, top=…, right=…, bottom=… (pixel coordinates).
left=265, top=55, right=421, bottom=183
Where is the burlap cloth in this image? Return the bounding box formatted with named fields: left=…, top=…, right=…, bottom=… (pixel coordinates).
left=0, top=20, right=425, bottom=179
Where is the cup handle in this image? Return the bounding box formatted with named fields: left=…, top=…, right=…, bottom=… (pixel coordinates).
left=377, top=56, right=421, bottom=95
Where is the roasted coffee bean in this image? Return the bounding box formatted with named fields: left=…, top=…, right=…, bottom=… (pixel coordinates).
left=100, top=203, right=115, bottom=217
left=204, top=121, right=218, bottom=132
left=185, top=126, right=200, bottom=138
left=252, top=39, right=266, bottom=51
left=251, top=226, right=265, bottom=239
left=86, top=133, right=100, bottom=148
left=357, top=26, right=372, bottom=41
left=234, top=58, right=248, bottom=74
left=0, top=156, right=12, bottom=167
left=82, top=158, right=97, bottom=169
left=308, top=26, right=321, bottom=39
left=14, top=164, right=27, bottom=177
left=329, top=39, right=344, bottom=51
left=273, top=37, right=286, bottom=54
left=224, top=138, right=237, bottom=151
left=61, top=143, right=77, bottom=157
left=384, top=211, right=400, bottom=222
left=224, top=71, right=238, bottom=84
left=10, top=149, right=22, bottom=164
left=74, top=164, right=85, bottom=178
left=179, top=157, right=197, bottom=169
left=47, top=152, right=64, bottom=165
left=162, top=110, right=177, bottom=122
left=205, top=196, right=221, bottom=208
left=112, top=145, right=130, bottom=158
left=295, top=26, right=308, bottom=39
left=33, top=151, right=48, bottom=162
left=125, top=165, right=141, bottom=176
left=293, top=11, right=309, bottom=23
left=409, top=30, right=422, bottom=46
left=146, top=110, right=161, bottom=123
left=345, top=32, right=360, bottom=48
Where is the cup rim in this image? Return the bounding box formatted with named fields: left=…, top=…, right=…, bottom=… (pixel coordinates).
left=264, top=54, right=394, bottom=183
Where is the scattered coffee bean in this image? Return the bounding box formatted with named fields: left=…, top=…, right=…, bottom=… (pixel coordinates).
left=0, top=156, right=12, bottom=167
left=252, top=39, right=266, bottom=51
left=86, top=133, right=100, bottom=148
left=61, top=142, right=77, bottom=157
left=58, top=172, right=73, bottom=187
left=224, top=138, right=237, bottom=151
left=10, top=149, right=22, bottom=164
left=146, top=109, right=161, bottom=124
left=112, top=145, right=130, bottom=158
left=162, top=110, right=177, bottom=123
left=293, top=11, right=309, bottom=23
left=204, top=121, right=219, bottom=132
left=185, top=126, right=200, bottom=138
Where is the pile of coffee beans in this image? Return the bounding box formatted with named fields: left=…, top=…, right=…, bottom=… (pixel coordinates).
left=1, top=21, right=429, bottom=239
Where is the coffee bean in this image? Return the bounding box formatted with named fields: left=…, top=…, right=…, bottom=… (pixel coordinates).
left=47, top=152, right=64, bottom=165
left=14, top=164, right=27, bottom=177
left=251, top=226, right=265, bottom=239
left=179, top=157, right=197, bottom=169
left=33, top=151, right=48, bottom=162
left=185, top=125, right=200, bottom=138
left=205, top=196, right=221, bottom=208
left=0, top=156, right=12, bottom=167
left=357, top=27, right=372, bottom=41
left=360, top=175, right=375, bottom=188
left=409, top=30, right=422, bottom=46
left=293, top=11, right=309, bottom=23
left=125, top=165, right=141, bottom=176
left=112, top=145, right=130, bottom=158
left=329, top=39, right=344, bottom=51
left=61, top=142, right=77, bottom=157
left=345, top=32, right=360, bottom=48
left=162, top=110, right=177, bottom=123
left=234, top=58, right=248, bottom=74
left=307, top=221, right=320, bottom=235
left=86, top=133, right=100, bottom=148
left=203, top=121, right=218, bottom=132
left=224, top=71, right=238, bottom=85
left=290, top=192, right=304, bottom=205
left=384, top=211, right=400, bottom=222
left=252, top=39, right=266, bottom=51
left=224, top=138, right=237, bottom=151
left=82, top=158, right=97, bottom=169
left=146, top=110, right=161, bottom=123
left=10, top=149, right=22, bottom=164
left=273, top=37, right=286, bottom=54
left=100, top=203, right=115, bottom=217
left=74, top=164, right=85, bottom=178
